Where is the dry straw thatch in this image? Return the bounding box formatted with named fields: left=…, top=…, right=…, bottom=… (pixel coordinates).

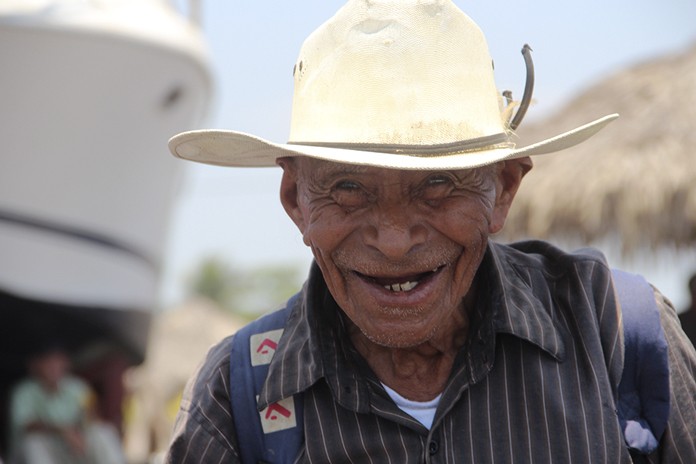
left=123, top=299, right=244, bottom=460
left=501, top=43, right=696, bottom=253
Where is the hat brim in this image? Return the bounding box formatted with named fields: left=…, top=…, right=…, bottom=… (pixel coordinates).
left=169, top=113, right=618, bottom=170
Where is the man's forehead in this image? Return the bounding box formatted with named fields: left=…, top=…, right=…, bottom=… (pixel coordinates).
left=297, top=157, right=372, bottom=175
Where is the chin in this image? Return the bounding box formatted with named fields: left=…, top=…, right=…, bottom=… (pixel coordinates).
left=359, top=319, right=437, bottom=349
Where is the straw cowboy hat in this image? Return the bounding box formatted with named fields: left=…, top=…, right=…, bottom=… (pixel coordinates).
left=169, top=0, right=617, bottom=170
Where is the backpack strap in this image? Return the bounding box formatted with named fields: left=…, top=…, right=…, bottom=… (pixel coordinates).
left=612, top=269, right=670, bottom=455
left=229, top=295, right=304, bottom=464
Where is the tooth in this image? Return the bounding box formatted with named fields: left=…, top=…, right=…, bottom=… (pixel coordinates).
left=383, top=281, right=419, bottom=292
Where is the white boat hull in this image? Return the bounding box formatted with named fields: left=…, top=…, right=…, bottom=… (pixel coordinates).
left=0, top=1, right=212, bottom=360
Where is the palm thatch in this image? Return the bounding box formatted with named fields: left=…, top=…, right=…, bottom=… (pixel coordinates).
left=123, top=299, right=244, bottom=459
left=501, top=43, right=696, bottom=253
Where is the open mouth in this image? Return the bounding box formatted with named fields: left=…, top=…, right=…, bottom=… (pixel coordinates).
left=355, top=265, right=446, bottom=293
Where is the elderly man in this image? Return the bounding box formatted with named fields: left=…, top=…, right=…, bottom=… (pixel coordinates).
left=165, top=1, right=696, bottom=462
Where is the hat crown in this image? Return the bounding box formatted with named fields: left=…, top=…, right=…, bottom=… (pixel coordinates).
left=288, top=0, right=506, bottom=148
left=168, top=0, right=617, bottom=170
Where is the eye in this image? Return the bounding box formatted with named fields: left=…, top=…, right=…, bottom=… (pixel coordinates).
left=420, top=174, right=454, bottom=203
left=335, top=180, right=360, bottom=191
left=426, top=175, right=452, bottom=186
left=331, top=179, right=370, bottom=210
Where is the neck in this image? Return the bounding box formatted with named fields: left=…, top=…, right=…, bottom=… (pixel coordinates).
left=348, top=302, right=471, bottom=402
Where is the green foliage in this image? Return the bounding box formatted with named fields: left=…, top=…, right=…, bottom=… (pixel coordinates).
left=187, top=256, right=304, bottom=318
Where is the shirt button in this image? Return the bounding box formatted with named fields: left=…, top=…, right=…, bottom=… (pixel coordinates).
left=428, top=440, right=439, bottom=455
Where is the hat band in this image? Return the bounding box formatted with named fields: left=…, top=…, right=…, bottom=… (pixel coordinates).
left=288, top=132, right=513, bottom=156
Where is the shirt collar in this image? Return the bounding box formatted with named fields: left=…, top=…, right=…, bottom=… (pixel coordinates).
left=483, top=241, right=566, bottom=361
left=260, top=262, right=369, bottom=410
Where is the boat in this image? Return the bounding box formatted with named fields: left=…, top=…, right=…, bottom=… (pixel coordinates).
left=0, top=0, right=212, bottom=449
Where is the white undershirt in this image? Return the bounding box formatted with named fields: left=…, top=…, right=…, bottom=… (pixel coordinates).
left=382, top=383, right=442, bottom=430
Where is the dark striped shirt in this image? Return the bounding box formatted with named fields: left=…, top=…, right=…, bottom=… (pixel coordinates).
left=166, top=241, right=696, bottom=463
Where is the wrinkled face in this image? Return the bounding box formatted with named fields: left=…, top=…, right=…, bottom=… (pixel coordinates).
left=280, top=157, right=523, bottom=349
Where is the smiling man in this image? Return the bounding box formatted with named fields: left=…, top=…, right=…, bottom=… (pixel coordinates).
left=276, top=157, right=516, bottom=403
left=165, top=1, right=696, bottom=463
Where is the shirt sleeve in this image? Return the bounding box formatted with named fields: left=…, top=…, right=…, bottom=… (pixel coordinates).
left=646, top=288, right=696, bottom=463
left=9, top=381, right=36, bottom=433
left=164, top=335, right=242, bottom=464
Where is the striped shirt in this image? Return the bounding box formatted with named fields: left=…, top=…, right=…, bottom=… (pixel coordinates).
left=165, top=241, right=696, bottom=463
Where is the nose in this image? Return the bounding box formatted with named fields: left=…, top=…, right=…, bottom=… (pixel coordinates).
left=363, top=205, right=428, bottom=260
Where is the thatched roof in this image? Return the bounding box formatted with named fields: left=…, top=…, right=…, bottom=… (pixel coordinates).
left=123, top=299, right=245, bottom=458
left=501, top=43, right=696, bottom=253
left=128, top=298, right=244, bottom=399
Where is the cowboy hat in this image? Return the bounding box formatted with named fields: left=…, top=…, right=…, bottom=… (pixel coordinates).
left=169, top=0, right=617, bottom=170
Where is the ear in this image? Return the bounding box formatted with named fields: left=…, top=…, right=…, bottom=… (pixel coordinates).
left=490, top=156, right=532, bottom=234
left=277, top=157, right=307, bottom=234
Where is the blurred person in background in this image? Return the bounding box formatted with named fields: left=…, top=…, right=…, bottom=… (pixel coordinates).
left=8, top=344, right=125, bottom=464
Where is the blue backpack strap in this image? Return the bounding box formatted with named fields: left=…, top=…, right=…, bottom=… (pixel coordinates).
left=229, top=296, right=304, bottom=464
left=612, top=269, right=670, bottom=455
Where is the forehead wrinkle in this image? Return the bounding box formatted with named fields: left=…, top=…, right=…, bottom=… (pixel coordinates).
left=297, top=157, right=498, bottom=194
left=306, top=158, right=369, bottom=175
left=298, top=158, right=374, bottom=187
